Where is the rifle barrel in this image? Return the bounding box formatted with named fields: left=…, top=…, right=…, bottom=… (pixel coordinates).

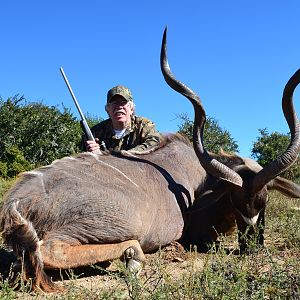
left=59, top=67, right=86, bottom=121
left=60, top=67, right=99, bottom=146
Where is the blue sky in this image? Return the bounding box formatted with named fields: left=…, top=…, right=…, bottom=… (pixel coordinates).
left=1, top=1, right=299, bottom=157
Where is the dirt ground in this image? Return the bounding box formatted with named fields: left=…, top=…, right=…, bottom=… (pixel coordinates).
left=0, top=241, right=202, bottom=298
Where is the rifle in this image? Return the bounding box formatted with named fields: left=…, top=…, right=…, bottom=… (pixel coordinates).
left=60, top=67, right=106, bottom=152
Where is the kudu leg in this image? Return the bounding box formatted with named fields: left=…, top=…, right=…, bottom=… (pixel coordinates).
left=40, top=239, right=145, bottom=271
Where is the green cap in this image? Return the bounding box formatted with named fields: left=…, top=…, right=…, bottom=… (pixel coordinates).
left=107, top=85, right=133, bottom=103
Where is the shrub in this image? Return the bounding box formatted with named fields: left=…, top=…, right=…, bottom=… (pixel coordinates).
left=252, top=128, right=300, bottom=181
left=0, top=96, right=84, bottom=176
left=177, top=113, right=239, bottom=154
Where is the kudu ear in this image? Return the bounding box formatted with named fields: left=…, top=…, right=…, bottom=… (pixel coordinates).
left=267, top=176, right=300, bottom=198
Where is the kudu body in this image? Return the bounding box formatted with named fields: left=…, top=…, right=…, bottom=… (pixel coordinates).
left=0, top=29, right=299, bottom=292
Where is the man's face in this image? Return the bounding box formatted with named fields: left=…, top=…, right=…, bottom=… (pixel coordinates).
left=106, top=95, right=134, bottom=128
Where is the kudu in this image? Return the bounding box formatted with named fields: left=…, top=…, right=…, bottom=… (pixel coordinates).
left=160, top=29, right=300, bottom=253
left=0, top=28, right=299, bottom=292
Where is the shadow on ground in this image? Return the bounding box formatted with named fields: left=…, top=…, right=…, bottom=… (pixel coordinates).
left=0, top=247, right=114, bottom=286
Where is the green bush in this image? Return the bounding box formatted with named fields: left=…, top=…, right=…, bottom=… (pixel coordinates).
left=0, top=145, right=33, bottom=178
left=177, top=113, right=239, bottom=154
left=0, top=96, right=85, bottom=176
left=252, top=128, right=300, bottom=181
left=0, top=178, right=15, bottom=203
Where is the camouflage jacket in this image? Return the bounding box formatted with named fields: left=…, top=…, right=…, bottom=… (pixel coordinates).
left=88, top=116, right=161, bottom=152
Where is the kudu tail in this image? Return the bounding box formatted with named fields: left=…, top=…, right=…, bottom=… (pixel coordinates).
left=2, top=201, right=58, bottom=292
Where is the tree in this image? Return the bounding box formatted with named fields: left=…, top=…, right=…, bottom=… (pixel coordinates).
left=177, top=113, right=239, bottom=153
left=0, top=95, right=102, bottom=177
left=251, top=128, right=299, bottom=181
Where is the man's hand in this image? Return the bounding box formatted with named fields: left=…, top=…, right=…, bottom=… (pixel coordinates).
left=86, top=138, right=100, bottom=153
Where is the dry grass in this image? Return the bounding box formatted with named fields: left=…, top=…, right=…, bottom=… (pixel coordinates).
left=0, top=181, right=299, bottom=299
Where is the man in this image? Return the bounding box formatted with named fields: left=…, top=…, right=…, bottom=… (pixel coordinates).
left=85, top=85, right=161, bottom=153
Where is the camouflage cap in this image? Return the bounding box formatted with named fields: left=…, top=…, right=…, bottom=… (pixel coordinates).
left=107, top=85, right=133, bottom=103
